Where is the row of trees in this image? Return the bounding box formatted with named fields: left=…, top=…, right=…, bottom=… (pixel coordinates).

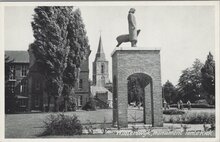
left=30, top=6, right=90, bottom=112
left=128, top=52, right=215, bottom=106
left=163, top=52, right=215, bottom=105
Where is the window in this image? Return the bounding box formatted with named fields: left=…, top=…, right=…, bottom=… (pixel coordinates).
left=101, top=64, right=104, bottom=74
left=79, top=79, right=83, bottom=89
left=78, top=96, right=83, bottom=106
left=20, top=80, right=27, bottom=93
left=9, top=65, right=15, bottom=80
left=21, top=65, right=28, bottom=76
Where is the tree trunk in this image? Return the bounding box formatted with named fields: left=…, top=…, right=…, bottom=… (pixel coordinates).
left=64, top=97, right=68, bottom=112
left=47, top=95, right=51, bottom=112
left=54, top=96, right=59, bottom=112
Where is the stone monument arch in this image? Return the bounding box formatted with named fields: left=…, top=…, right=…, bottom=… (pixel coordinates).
left=112, top=47, right=163, bottom=127
left=112, top=8, right=163, bottom=128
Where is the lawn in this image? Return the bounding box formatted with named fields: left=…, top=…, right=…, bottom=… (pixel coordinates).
left=5, top=108, right=215, bottom=138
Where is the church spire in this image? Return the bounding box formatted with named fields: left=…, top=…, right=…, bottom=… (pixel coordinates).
left=95, top=35, right=106, bottom=61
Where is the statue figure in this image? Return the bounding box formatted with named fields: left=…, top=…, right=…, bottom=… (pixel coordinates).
left=116, top=8, right=140, bottom=47
left=128, top=8, right=137, bottom=47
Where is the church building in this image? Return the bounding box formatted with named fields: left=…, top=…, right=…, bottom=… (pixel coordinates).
left=91, top=35, right=112, bottom=108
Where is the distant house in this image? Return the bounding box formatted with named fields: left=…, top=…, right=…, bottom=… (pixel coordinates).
left=5, top=49, right=91, bottom=112
left=5, top=51, right=29, bottom=112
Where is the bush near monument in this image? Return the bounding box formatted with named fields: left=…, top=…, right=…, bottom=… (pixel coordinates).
left=41, top=113, right=83, bottom=136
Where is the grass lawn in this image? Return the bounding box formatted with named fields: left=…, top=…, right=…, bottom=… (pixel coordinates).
left=5, top=108, right=215, bottom=138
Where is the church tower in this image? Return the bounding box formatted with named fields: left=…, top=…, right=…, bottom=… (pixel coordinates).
left=93, top=35, right=109, bottom=87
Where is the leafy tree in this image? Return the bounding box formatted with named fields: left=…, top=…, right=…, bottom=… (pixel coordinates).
left=201, top=52, right=215, bottom=105
left=30, top=7, right=89, bottom=112
left=177, top=59, right=204, bottom=102
left=128, top=76, right=143, bottom=104
left=5, top=56, right=13, bottom=82
left=30, top=6, right=73, bottom=112
left=162, top=80, right=178, bottom=104
left=62, top=9, right=90, bottom=111
left=128, top=73, right=149, bottom=105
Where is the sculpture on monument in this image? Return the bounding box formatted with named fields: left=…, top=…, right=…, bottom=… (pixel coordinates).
left=116, top=8, right=141, bottom=47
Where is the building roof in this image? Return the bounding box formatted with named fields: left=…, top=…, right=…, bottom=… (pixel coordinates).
left=90, top=85, right=112, bottom=100
left=5, top=51, right=29, bottom=63
left=94, top=36, right=106, bottom=61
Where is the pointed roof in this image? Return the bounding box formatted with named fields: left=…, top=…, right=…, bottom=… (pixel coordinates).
left=94, top=35, right=106, bottom=61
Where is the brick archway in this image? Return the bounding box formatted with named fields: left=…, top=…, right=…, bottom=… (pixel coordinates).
left=127, top=73, right=154, bottom=124
left=112, top=47, right=163, bottom=127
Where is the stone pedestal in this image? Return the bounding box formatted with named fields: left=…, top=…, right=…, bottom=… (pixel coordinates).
left=112, top=47, right=163, bottom=128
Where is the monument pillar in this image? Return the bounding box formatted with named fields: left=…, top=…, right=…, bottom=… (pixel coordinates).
left=112, top=47, right=163, bottom=128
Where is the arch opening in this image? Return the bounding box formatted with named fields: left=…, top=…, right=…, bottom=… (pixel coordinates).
left=127, top=73, right=153, bottom=124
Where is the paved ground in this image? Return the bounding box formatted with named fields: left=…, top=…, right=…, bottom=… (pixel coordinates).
left=5, top=108, right=215, bottom=138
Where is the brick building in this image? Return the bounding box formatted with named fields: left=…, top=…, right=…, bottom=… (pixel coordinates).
left=5, top=49, right=91, bottom=112
left=5, top=51, right=29, bottom=112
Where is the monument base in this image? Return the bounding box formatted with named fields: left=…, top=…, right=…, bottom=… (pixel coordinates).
left=112, top=46, right=163, bottom=128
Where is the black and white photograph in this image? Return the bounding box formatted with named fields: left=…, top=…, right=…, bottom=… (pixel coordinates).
left=1, top=1, right=219, bottom=140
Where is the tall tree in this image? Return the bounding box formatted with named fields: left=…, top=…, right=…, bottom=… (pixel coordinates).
left=177, top=59, right=204, bottom=102
left=201, top=52, right=215, bottom=105
left=163, top=80, right=177, bottom=104
left=62, top=9, right=90, bottom=111
left=30, top=6, right=73, bottom=111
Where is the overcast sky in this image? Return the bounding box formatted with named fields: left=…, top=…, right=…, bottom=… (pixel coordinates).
left=4, top=5, right=216, bottom=85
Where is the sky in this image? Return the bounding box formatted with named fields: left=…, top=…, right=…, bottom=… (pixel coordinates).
left=4, top=5, right=216, bottom=85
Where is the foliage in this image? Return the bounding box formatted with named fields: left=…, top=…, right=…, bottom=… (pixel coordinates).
left=59, top=94, right=77, bottom=112
left=177, top=59, right=204, bottom=102
left=30, top=6, right=89, bottom=111
left=163, top=112, right=215, bottom=124
left=42, top=113, right=83, bottom=136
left=163, top=109, right=185, bottom=115
left=82, top=97, right=96, bottom=111
left=5, top=56, right=13, bottom=82
left=163, top=80, right=178, bottom=104
left=30, top=6, right=71, bottom=111
left=127, top=73, right=149, bottom=104
left=182, top=112, right=215, bottom=124
left=170, top=103, right=214, bottom=108
left=201, top=52, right=215, bottom=105
left=62, top=9, right=90, bottom=111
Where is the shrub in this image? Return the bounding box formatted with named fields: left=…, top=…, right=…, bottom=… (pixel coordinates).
left=164, top=112, right=215, bottom=125
left=163, top=109, right=185, bottom=115
left=183, top=112, right=215, bottom=124
left=82, top=98, right=96, bottom=111
left=42, top=113, right=83, bottom=136
left=170, top=103, right=215, bottom=108
left=195, top=99, right=208, bottom=104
